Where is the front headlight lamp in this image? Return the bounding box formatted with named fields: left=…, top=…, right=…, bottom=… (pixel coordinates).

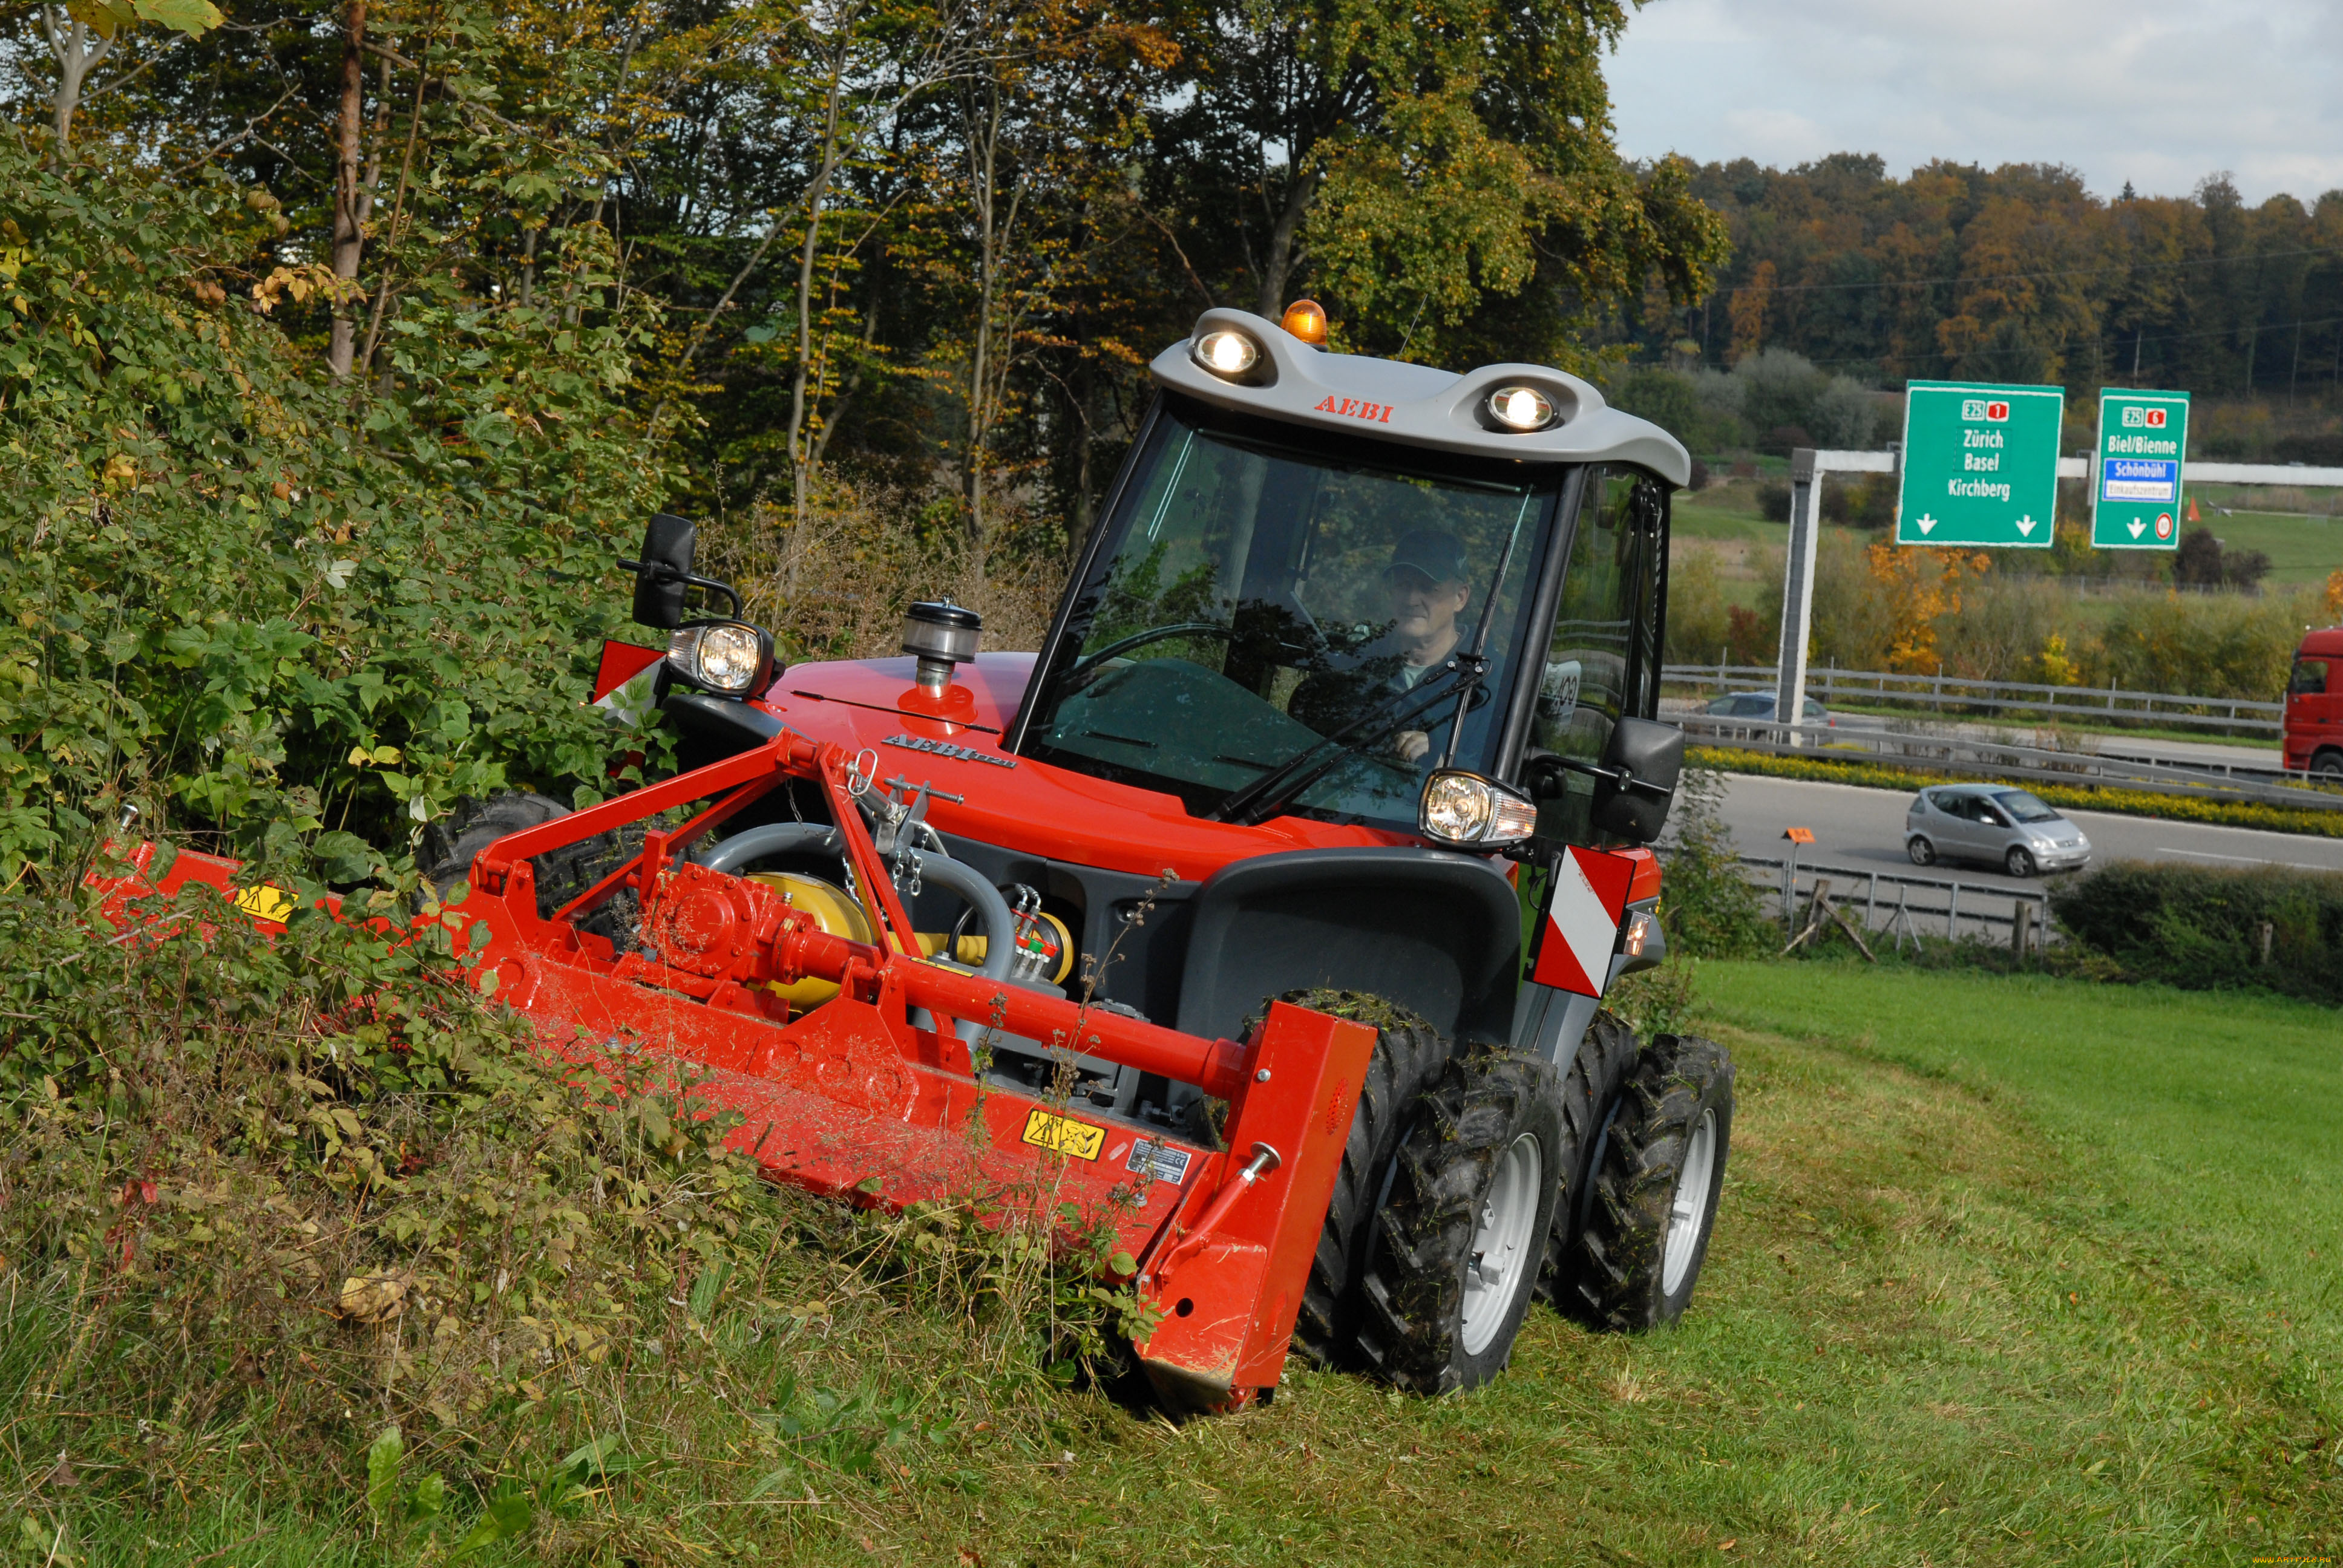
left=667, top=620, right=773, bottom=696
left=1191, top=328, right=1261, bottom=379
left=1418, top=769, right=1540, bottom=849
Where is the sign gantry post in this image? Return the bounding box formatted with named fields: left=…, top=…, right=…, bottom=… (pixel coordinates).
left=1774, top=447, right=1820, bottom=746
left=1896, top=381, right=2065, bottom=548
left=2091, top=388, right=2190, bottom=550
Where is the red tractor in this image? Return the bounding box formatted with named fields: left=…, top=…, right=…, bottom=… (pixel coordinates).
left=110, top=302, right=1732, bottom=1411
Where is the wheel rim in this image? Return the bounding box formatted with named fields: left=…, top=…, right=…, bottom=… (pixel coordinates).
left=1660, top=1109, right=1717, bottom=1297
left=1909, top=838, right=1931, bottom=865
left=2008, top=848, right=2032, bottom=877
left=1459, top=1132, right=1543, bottom=1356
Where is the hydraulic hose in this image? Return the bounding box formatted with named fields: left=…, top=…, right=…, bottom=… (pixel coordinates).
left=695, top=822, right=1017, bottom=983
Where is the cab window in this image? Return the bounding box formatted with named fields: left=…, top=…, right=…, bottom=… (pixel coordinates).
left=1528, top=468, right=1667, bottom=841
left=2292, top=658, right=2331, bottom=696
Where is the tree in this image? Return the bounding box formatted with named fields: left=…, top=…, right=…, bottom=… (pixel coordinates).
left=34, top=0, right=223, bottom=166
left=1153, top=0, right=1725, bottom=364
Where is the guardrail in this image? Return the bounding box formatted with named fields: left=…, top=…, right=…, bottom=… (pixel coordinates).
left=1732, top=854, right=2056, bottom=949
left=1676, top=713, right=2343, bottom=812
left=1664, top=661, right=2284, bottom=735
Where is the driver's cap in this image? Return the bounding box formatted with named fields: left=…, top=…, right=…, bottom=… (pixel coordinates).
left=1384, top=529, right=1470, bottom=586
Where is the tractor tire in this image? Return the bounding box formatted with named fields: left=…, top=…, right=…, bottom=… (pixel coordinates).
left=1536, top=1008, right=1638, bottom=1315
left=1568, top=1033, right=1734, bottom=1333
left=420, top=792, right=639, bottom=945
left=1351, top=1046, right=1567, bottom=1394
left=1260, top=992, right=1450, bottom=1371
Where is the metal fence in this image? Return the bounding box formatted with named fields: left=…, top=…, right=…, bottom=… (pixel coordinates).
left=1665, top=661, right=2284, bottom=736
left=1734, top=854, right=2056, bottom=950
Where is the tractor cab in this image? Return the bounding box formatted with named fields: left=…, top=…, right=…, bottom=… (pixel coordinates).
left=1012, top=304, right=1683, bottom=854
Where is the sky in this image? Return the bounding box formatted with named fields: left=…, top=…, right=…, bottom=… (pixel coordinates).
left=1607, top=0, right=2343, bottom=206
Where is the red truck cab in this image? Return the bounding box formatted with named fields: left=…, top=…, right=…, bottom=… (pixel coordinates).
left=2285, top=627, right=2343, bottom=780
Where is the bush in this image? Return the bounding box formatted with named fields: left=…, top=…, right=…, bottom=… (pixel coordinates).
left=2051, top=860, right=2343, bottom=1006
left=1658, top=767, right=1774, bottom=958
left=0, top=849, right=776, bottom=1530
left=1756, top=479, right=1791, bottom=521
left=0, top=146, right=661, bottom=880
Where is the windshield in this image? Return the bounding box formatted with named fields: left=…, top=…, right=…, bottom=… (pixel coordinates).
left=1019, top=400, right=1554, bottom=826
left=1993, top=790, right=2060, bottom=823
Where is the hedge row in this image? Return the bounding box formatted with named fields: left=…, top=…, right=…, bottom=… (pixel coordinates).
left=2051, top=860, right=2343, bottom=1006
left=1686, top=747, right=2343, bottom=840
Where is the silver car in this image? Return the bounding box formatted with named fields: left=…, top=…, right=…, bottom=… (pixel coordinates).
left=1905, top=783, right=2091, bottom=878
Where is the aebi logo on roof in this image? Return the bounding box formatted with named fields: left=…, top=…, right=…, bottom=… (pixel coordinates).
left=1961, top=399, right=2010, bottom=422
left=1312, top=395, right=1395, bottom=425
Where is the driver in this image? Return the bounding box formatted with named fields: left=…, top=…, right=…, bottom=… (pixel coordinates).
left=1290, top=530, right=1473, bottom=763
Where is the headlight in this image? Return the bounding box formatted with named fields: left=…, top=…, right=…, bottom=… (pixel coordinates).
left=1418, top=769, right=1540, bottom=849
left=667, top=621, right=772, bottom=695
left=1486, top=385, right=1556, bottom=431
left=1191, top=329, right=1260, bottom=378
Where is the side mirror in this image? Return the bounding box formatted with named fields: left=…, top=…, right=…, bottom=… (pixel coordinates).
left=628, top=514, right=697, bottom=630
left=1590, top=717, right=1683, bottom=844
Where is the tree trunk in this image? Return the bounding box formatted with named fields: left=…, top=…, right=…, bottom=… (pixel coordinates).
left=962, top=80, right=1004, bottom=577
left=327, top=0, right=368, bottom=377
left=39, top=7, right=111, bottom=170
left=787, top=37, right=851, bottom=555
left=1253, top=168, right=1317, bottom=318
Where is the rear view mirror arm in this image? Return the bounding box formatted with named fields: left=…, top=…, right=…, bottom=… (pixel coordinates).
left=1541, top=754, right=1673, bottom=797
left=618, top=558, right=744, bottom=620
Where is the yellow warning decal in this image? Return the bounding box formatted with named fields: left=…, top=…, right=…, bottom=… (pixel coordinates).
left=1020, top=1108, right=1104, bottom=1161
left=231, top=884, right=297, bottom=923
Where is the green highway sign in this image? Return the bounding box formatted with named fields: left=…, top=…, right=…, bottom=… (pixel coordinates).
left=1895, top=381, right=2065, bottom=548
left=2091, top=388, right=2189, bottom=550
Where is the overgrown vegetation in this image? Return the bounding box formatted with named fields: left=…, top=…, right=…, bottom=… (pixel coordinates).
left=0, top=847, right=1136, bottom=1561
left=2053, top=859, right=2343, bottom=1007
left=0, top=148, right=660, bottom=872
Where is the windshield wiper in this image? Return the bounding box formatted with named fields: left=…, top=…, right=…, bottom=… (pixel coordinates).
left=1213, top=514, right=1525, bottom=826
left=1208, top=664, right=1476, bottom=825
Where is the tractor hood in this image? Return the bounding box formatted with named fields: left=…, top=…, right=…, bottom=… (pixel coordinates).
left=755, top=654, right=1415, bottom=882
left=1150, top=308, right=1693, bottom=486
left=777, top=652, right=1037, bottom=734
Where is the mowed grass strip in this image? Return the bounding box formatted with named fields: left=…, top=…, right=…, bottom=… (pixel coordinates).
left=770, top=967, right=2342, bottom=1565
left=13, top=968, right=2338, bottom=1564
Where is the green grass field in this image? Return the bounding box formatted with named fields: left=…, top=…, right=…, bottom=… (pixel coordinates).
left=19, top=964, right=2334, bottom=1566
left=2187, top=506, right=2343, bottom=586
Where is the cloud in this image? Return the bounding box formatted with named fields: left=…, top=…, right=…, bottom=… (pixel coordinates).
left=1609, top=0, right=2343, bottom=202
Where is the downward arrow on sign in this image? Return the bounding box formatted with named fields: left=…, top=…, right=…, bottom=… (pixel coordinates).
left=1915, top=512, right=1937, bottom=535
left=2128, top=519, right=2145, bottom=538
left=2014, top=515, right=2037, bottom=537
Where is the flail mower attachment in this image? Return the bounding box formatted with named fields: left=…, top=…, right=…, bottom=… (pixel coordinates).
left=93, top=729, right=1375, bottom=1413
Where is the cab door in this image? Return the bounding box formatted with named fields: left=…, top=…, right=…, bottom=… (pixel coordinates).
left=2287, top=654, right=2336, bottom=763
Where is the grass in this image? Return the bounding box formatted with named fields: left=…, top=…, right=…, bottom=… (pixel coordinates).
left=2184, top=506, right=2343, bottom=587
left=11, top=965, right=2342, bottom=1564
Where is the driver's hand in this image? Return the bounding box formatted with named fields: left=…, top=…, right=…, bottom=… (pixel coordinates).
left=1395, top=730, right=1430, bottom=763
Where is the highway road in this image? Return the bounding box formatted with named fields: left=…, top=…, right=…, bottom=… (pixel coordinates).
left=1714, top=773, right=2343, bottom=900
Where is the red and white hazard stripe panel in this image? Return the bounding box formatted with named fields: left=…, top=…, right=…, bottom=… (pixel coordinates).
left=1530, top=844, right=1637, bottom=999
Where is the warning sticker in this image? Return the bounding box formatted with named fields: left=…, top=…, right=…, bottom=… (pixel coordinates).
left=1125, top=1139, right=1194, bottom=1185
left=1020, top=1108, right=1104, bottom=1161
left=231, top=884, right=297, bottom=923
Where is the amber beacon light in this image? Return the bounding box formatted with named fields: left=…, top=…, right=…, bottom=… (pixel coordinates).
left=1279, top=298, right=1329, bottom=347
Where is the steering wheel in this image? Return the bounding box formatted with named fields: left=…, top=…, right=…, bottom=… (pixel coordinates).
left=1068, top=622, right=1233, bottom=679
